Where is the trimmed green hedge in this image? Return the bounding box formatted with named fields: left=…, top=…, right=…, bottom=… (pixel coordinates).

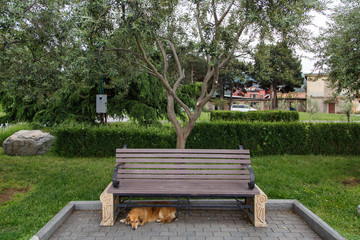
left=210, top=110, right=299, bottom=122
left=187, top=122, right=360, bottom=155
left=51, top=122, right=360, bottom=157
left=51, top=124, right=176, bottom=157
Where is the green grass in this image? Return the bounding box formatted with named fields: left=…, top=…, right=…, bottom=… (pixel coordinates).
left=0, top=150, right=359, bottom=239
left=203, top=111, right=360, bottom=122
left=197, top=111, right=210, bottom=122
left=253, top=155, right=360, bottom=240
left=298, top=112, right=360, bottom=122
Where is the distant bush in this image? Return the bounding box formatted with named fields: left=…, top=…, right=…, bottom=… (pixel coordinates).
left=210, top=110, right=299, bottom=122
left=51, top=122, right=360, bottom=157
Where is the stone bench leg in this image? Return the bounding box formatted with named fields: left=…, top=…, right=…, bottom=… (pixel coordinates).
left=254, top=185, right=268, bottom=227
left=246, top=184, right=268, bottom=227
left=100, top=182, right=118, bottom=226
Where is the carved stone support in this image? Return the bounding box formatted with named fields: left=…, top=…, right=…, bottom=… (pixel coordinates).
left=244, top=185, right=268, bottom=227
left=100, top=182, right=117, bottom=226
left=253, top=184, right=268, bottom=227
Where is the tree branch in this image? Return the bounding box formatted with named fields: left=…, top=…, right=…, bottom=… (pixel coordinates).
left=219, top=16, right=248, bottom=69
left=167, top=40, right=185, bottom=92
left=104, top=48, right=145, bottom=61
left=195, top=2, right=210, bottom=64
left=23, top=3, right=35, bottom=14
left=135, top=35, right=192, bottom=117
left=217, top=0, right=235, bottom=27
left=155, top=37, right=169, bottom=79
left=212, top=0, right=218, bottom=25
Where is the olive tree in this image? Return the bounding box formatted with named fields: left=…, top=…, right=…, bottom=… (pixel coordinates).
left=106, top=0, right=324, bottom=148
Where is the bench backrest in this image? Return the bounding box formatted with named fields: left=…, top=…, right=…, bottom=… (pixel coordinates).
left=114, top=148, right=255, bottom=189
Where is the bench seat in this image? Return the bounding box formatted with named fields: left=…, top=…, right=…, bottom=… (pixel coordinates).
left=107, top=179, right=260, bottom=196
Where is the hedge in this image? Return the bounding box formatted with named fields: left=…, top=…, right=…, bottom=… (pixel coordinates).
left=187, top=122, right=360, bottom=155
left=51, top=122, right=360, bottom=157
left=51, top=123, right=176, bottom=157
left=210, top=110, right=299, bottom=122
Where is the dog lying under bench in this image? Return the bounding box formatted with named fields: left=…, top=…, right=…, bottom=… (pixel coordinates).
left=119, top=201, right=177, bottom=230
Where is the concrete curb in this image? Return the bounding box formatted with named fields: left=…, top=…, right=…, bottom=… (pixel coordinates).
left=29, top=202, right=75, bottom=240
left=30, top=199, right=345, bottom=240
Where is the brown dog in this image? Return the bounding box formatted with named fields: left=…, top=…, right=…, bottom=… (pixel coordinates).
left=120, top=201, right=177, bottom=230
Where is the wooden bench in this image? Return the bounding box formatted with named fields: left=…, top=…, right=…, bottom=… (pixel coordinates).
left=100, top=146, right=268, bottom=227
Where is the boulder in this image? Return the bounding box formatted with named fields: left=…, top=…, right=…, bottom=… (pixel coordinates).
left=2, top=130, right=55, bottom=156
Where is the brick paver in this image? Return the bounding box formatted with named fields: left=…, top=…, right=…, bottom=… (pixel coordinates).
left=49, top=209, right=322, bottom=240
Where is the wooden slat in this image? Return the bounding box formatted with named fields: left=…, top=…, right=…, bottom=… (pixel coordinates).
left=116, top=158, right=251, bottom=164
left=118, top=169, right=249, bottom=175
left=116, top=153, right=249, bottom=159
left=118, top=174, right=250, bottom=180
left=119, top=164, right=248, bottom=169
left=116, top=148, right=250, bottom=154
left=107, top=179, right=260, bottom=196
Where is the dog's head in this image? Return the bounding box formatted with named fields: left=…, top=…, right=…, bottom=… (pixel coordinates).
left=126, top=215, right=143, bottom=230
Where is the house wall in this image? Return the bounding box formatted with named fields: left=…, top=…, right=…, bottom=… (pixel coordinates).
left=307, top=74, right=333, bottom=113
left=306, top=74, right=360, bottom=114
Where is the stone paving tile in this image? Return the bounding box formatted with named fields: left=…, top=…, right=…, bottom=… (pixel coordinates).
left=48, top=210, right=323, bottom=240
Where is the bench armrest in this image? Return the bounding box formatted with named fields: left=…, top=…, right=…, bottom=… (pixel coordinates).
left=113, top=144, right=128, bottom=188
left=247, top=165, right=255, bottom=189
left=112, top=164, right=122, bottom=188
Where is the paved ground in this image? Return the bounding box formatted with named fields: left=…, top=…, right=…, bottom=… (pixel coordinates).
left=49, top=209, right=321, bottom=240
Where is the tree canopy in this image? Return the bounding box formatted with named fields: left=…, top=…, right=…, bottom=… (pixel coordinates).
left=253, top=41, right=303, bottom=109
left=315, top=0, right=360, bottom=100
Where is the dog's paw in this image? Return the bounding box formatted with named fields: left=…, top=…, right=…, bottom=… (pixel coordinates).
left=119, top=218, right=127, bottom=224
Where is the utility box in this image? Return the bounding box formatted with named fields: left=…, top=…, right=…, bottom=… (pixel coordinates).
left=96, top=94, right=107, bottom=113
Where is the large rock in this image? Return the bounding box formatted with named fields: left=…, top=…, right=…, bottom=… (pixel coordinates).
left=2, top=130, right=55, bottom=156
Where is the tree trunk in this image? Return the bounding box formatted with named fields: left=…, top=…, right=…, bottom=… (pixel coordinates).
left=346, top=111, right=351, bottom=123
left=190, top=67, right=194, bottom=84
left=270, top=84, right=277, bottom=110
left=229, top=81, right=234, bottom=107
left=176, top=133, right=187, bottom=149
left=167, top=92, right=197, bottom=149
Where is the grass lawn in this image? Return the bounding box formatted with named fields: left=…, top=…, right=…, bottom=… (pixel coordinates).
left=0, top=149, right=359, bottom=240
left=298, top=111, right=360, bottom=122
left=197, top=111, right=360, bottom=123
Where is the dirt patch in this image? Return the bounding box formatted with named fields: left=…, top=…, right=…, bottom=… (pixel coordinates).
left=342, top=178, right=360, bottom=187
left=0, top=188, right=29, bottom=204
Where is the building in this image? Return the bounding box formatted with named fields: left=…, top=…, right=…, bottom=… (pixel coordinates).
left=305, top=74, right=360, bottom=113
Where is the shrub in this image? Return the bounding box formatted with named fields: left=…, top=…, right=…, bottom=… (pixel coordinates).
left=51, top=122, right=360, bottom=157
left=51, top=123, right=176, bottom=157
left=210, top=110, right=299, bottom=122
left=187, top=122, right=308, bottom=155
left=187, top=122, right=360, bottom=156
